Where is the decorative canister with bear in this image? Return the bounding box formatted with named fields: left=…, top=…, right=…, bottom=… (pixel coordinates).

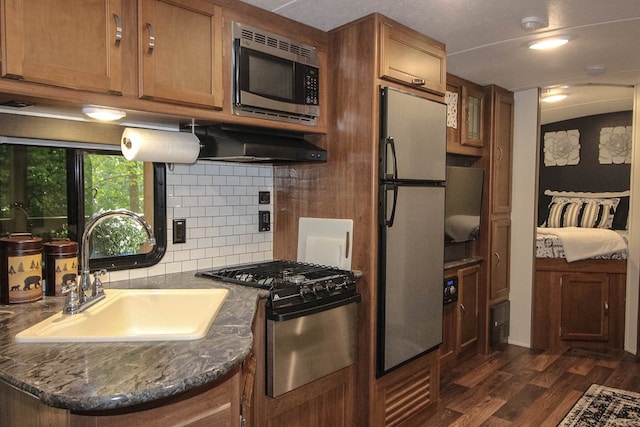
left=0, top=233, right=43, bottom=304
left=44, top=239, right=78, bottom=297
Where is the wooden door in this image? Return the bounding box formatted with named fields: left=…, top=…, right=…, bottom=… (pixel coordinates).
left=458, top=265, right=479, bottom=352
left=490, top=218, right=510, bottom=303
left=139, top=0, right=223, bottom=109
left=2, top=0, right=123, bottom=94
left=489, top=87, right=514, bottom=214
left=440, top=301, right=457, bottom=366
left=560, top=273, right=609, bottom=342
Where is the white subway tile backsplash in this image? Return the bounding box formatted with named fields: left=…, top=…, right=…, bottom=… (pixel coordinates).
left=104, top=161, right=273, bottom=283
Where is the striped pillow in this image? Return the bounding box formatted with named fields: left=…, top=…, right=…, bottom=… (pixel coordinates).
left=546, top=197, right=619, bottom=229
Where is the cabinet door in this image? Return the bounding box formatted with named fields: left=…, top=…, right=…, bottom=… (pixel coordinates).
left=440, top=301, right=457, bottom=365
left=461, top=84, right=484, bottom=148
left=379, top=22, right=446, bottom=95
left=139, top=0, right=223, bottom=109
left=2, top=0, right=123, bottom=94
left=488, top=87, right=514, bottom=214
left=560, top=273, right=609, bottom=342
left=490, top=218, right=510, bottom=303
left=458, top=265, right=479, bottom=352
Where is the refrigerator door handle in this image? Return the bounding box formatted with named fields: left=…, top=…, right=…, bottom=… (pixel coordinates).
left=384, top=137, right=398, bottom=180
left=382, top=183, right=398, bottom=227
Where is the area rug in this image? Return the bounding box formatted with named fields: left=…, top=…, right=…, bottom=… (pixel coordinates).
left=558, top=384, right=640, bottom=426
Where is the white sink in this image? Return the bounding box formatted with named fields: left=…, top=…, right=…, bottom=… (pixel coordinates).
left=15, top=288, right=229, bottom=343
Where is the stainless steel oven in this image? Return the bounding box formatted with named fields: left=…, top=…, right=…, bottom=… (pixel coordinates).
left=197, top=260, right=361, bottom=397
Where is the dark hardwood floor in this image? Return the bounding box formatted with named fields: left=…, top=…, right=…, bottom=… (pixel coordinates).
left=432, top=344, right=640, bottom=426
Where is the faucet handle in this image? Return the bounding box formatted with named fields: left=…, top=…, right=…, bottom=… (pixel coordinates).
left=61, top=279, right=78, bottom=295
left=61, top=280, right=82, bottom=314
left=93, top=269, right=107, bottom=297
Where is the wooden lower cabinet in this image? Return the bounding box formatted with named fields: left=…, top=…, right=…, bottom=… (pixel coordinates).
left=249, top=300, right=355, bottom=427
left=0, top=368, right=241, bottom=427
left=560, top=273, right=609, bottom=342
left=532, top=258, right=626, bottom=351
left=441, top=263, right=480, bottom=369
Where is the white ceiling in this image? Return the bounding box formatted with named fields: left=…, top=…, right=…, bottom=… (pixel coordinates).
left=239, top=0, right=640, bottom=124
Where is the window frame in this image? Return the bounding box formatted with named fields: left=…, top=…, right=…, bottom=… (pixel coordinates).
left=1, top=138, right=167, bottom=273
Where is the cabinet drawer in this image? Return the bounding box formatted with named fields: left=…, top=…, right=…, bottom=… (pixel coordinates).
left=379, top=22, right=446, bottom=95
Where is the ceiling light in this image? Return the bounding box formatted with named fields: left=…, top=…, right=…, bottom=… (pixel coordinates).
left=541, top=94, right=568, bottom=103
left=528, top=37, right=569, bottom=50
left=521, top=16, right=548, bottom=31
left=82, top=105, right=127, bottom=121
left=585, top=65, right=606, bottom=76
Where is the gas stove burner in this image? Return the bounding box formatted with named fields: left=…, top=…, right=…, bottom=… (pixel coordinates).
left=196, top=260, right=360, bottom=317
left=285, top=274, right=306, bottom=284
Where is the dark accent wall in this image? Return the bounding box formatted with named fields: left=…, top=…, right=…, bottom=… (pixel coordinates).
left=538, top=111, right=632, bottom=225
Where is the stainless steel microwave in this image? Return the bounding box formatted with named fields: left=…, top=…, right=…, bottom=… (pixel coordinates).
left=232, top=22, right=320, bottom=126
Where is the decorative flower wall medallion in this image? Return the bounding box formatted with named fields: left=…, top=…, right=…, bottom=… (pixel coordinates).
left=599, top=126, right=632, bottom=164
left=445, top=91, right=458, bottom=129
left=544, top=130, right=580, bottom=166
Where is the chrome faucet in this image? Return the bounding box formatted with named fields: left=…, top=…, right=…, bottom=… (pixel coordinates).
left=61, top=209, right=156, bottom=314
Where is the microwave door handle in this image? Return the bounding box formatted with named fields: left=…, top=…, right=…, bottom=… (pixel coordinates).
left=384, top=137, right=398, bottom=181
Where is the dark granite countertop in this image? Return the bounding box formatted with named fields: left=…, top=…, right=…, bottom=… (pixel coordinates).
left=0, top=271, right=266, bottom=412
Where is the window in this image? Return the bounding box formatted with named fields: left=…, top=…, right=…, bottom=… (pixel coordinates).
left=0, top=141, right=166, bottom=272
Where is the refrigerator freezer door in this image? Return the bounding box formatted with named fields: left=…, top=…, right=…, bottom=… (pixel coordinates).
left=379, top=185, right=444, bottom=374
left=381, top=87, right=447, bottom=182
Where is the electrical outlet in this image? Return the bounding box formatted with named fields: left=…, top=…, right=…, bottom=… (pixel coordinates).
left=173, top=219, right=187, bottom=244
left=259, top=191, right=270, bottom=204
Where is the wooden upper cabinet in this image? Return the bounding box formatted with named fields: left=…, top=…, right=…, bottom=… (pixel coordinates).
left=379, top=20, right=446, bottom=95
left=139, top=0, right=223, bottom=109
left=1, top=0, right=123, bottom=94
left=486, top=85, right=514, bottom=215
left=445, top=73, right=484, bottom=156
left=461, top=83, right=484, bottom=148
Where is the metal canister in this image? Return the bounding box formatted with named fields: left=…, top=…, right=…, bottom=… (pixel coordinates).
left=0, top=233, right=43, bottom=304
left=44, top=240, right=78, bottom=297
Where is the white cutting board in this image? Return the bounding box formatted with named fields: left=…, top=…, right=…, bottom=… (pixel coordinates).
left=297, top=217, right=353, bottom=270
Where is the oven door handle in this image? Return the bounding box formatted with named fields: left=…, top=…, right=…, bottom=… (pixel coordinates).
left=267, top=294, right=361, bottom=322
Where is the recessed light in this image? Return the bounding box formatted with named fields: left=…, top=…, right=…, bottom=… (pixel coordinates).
left=82, top=105, right=127, bottom=121
left=528, top=37, right=569, bottom=50
left=541, top=94, right=568, bottom=103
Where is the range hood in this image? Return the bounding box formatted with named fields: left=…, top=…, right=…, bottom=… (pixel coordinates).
left=193, top=125, right=327, bottom=163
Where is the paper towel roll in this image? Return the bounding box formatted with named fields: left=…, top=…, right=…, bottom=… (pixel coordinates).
left=121, top=128, right=200, bottom=163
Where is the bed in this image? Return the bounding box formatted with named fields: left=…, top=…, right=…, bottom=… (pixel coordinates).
left=532, top=190, right=629, bottom=352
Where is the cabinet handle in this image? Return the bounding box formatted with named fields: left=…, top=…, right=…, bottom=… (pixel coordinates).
left=113, top=14, right=122, bottom=45
left=497, top=146, right=503, bottom=161
left=145, top=23, right=156, bottom=55
left=604, top=301, right=609, bottom=316
left=494, top=252, right=501, bottom=268
left=460, top=303, right=466, bottom=318
left=411, top=78, right=426, bottom=85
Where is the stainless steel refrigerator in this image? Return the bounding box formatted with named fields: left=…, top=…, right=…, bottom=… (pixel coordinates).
left=377, top=86, right=446, bottom=377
